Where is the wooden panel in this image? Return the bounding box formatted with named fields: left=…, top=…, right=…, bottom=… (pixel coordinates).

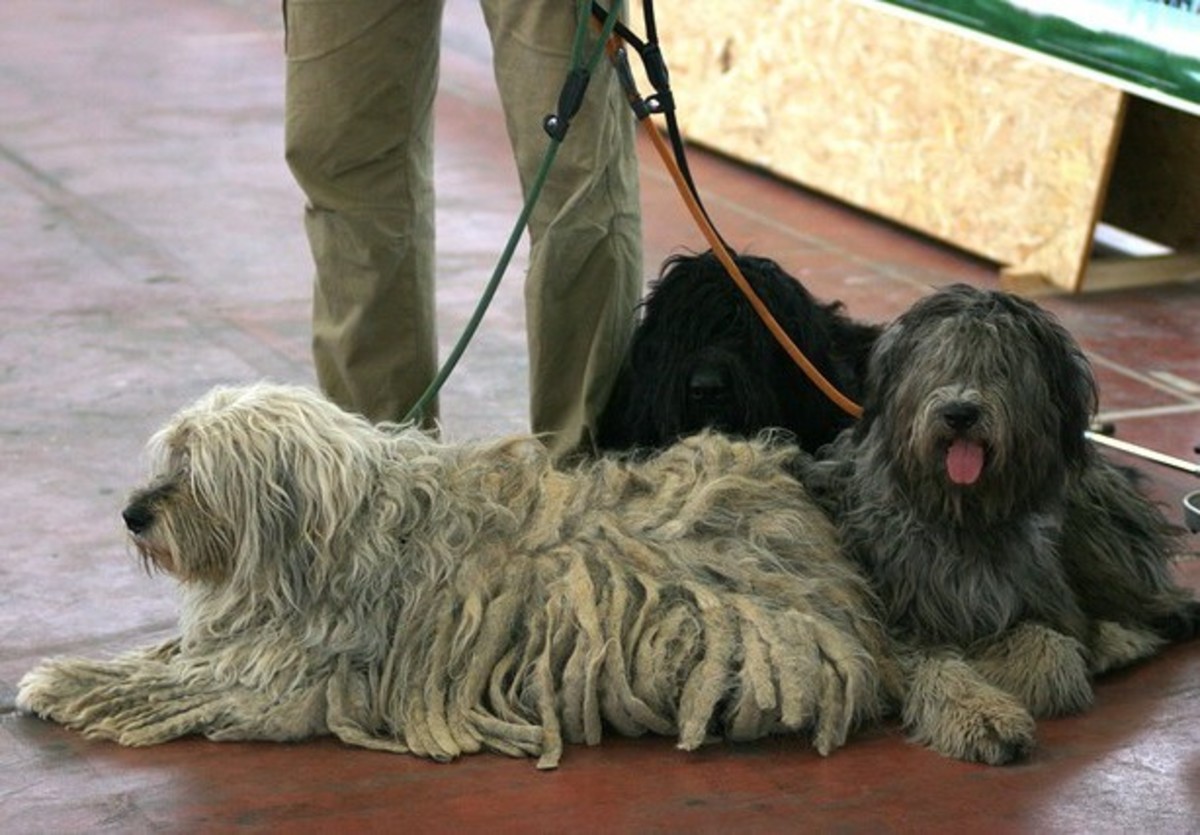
left=643, top=0, right=1126, bottom=291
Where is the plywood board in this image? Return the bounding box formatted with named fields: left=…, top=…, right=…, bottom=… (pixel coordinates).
left=641, top=0, right=1127, bottom=291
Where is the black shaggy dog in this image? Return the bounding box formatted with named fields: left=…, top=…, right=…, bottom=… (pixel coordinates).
left=596, top=250, right=880, bottom=453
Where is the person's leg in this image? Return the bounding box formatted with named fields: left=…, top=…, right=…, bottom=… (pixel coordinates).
left=285, top=0, right=445, bottom=426
left=481, top=0, right=643, bottom=460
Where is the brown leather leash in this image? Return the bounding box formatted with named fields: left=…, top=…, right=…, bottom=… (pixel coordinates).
left=595, top=3, right=863, bottom=419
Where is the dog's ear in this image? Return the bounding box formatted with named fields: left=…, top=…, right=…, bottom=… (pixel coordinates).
left=831, top=318, right=884, bottom=397
left=1015, top=296, right=1098, bottom=466
left=1049, top=334, right=1099, bottom=468
left=855, top=321, right=905, bottom=436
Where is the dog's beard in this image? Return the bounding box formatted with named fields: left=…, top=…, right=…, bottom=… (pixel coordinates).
left=125, top=483, right=235, bottom=583
left=132, top=533, right=178, bottom=575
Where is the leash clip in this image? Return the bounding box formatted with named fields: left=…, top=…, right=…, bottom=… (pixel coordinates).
left=644, top=90, right=674, bottom=116
left=544, top=67, right=591, bottom=140
left=639, top=43, right=674, bottom=114
left=610, top=44, right=675, bottom=121
left=611, top=47, right=652, bottom=120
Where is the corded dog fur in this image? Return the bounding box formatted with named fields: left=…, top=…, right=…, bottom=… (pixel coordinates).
left=17, top=383, right=893, bottom=768
left=596, top=250, right=880, bottom=454
left=799, top=284, right=1199, bottom=764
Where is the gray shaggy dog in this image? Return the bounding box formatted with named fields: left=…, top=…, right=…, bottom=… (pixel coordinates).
left=800, top=284, right=1199, bottom=765
left=17, top=383, right=893, bottom=769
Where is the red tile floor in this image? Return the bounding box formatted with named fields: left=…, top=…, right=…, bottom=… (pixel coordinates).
left=2, top=1, right=1198, bottom=832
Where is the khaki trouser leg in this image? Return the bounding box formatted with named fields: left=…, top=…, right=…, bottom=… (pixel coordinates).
left=482, top=1, right=644, bottom=460
left=285, top=0, right=444, bottom=426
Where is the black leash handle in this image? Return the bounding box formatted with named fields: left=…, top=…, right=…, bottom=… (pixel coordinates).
left=592, top=0, right=727, bottom=250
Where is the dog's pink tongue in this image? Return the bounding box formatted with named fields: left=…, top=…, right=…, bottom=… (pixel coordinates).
left=946, top=440, right=985, bottom=485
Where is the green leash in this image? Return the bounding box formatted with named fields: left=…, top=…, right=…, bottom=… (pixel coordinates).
left=403, top=0, right=624, bottom=426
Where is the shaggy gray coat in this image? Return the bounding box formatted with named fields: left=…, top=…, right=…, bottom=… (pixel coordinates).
left=800, top=285, right=1197, bottom=764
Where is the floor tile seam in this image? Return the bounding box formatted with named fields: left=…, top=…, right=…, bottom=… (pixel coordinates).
left=1, top=139, right=312, bottom=382
left=0, top=142, right=185, bottom=280
left=636, top=163, right=947, bottom=298
left=1094, top=400, right=1200, bottom=423
left=185, top=314, right=313, bottom=383
left=7, top=621, right=178, bottom=662
left=1087, top=351, right=1200, bottom=406
left=704, top=188, right=967, bottom=291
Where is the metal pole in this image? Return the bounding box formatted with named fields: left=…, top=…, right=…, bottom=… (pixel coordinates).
left=1085, top=431, right=1200, bottom=478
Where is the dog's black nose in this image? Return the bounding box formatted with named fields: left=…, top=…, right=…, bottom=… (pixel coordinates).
left=688, top=365, right=729, bottom=403
left=122, top=504, right=154, bottom=535
left=941, top=402, right=981, bottom=432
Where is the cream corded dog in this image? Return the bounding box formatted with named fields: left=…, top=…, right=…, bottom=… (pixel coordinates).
left=18, top=383, right=893, bottom=768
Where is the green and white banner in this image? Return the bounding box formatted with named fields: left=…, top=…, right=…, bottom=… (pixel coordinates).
left=870, top=0, right=1200, bottom=114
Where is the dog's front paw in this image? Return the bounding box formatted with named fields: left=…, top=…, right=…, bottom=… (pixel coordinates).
left=16, top=657, right=124, bottom=720
left=904, top=656, right=1035, bottom=765
left=15, top=644, right=201, bottom=745
left=1088, top=620, right=1166, bottom=675
left=970, top=623, right=1093, bottom=717
left=15, top=664, right=60, bottom=717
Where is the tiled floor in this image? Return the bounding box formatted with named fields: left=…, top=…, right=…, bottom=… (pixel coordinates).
left=2, top=1, right=1198, bottom=832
